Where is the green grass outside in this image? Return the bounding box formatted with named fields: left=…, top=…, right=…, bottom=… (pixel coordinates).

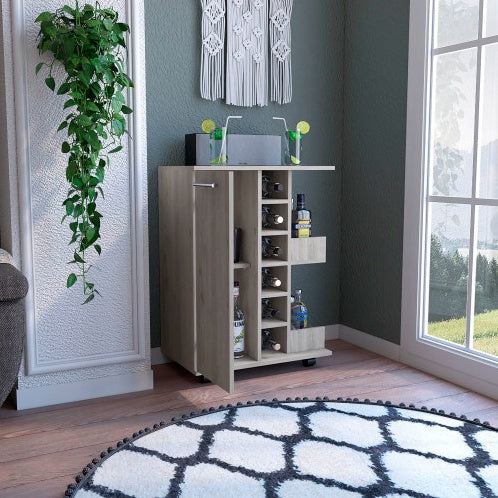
left=428, top=309, right=498, bottom=357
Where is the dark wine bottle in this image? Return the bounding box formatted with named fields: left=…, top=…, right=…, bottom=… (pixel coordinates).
left=262, top=175, right=284, bottom=198
left=262, top=298, right=280, bottom=319
left=262, top=237, right=282, bottom=258
left=262, top=268, right=282, bottom=288
left=262, top=206, right=284, bottom=228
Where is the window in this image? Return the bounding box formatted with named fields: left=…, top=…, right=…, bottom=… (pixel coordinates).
left=426, top=0, right=498, bottom=361
left=402, top=0, right=498, bottom=398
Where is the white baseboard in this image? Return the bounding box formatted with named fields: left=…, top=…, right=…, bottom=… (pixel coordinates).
left=151, top=347, right=170, bottom=366
left=400, top=350, right=498, bottom=400
left=325, top=324, right=340, bottom=340
left=15, top=370, right=154, bottom=410
left=338, top=325, right=401, bottom=362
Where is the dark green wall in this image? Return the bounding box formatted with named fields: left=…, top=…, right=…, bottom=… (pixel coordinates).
left=145, top=1, right=344, bottom=347
left=341, top=0, right=410, bottom=344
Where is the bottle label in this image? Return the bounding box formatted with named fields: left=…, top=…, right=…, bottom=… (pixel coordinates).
left=293, top=311, right=308, bottom=328
left=234, top=320, right=245, bottom=352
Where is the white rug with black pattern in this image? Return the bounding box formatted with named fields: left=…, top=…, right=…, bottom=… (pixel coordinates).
left=67, top=399, right=498, bottom=498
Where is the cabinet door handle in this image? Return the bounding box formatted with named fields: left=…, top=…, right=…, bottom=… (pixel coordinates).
left=193, top=183, right=217, bottom=189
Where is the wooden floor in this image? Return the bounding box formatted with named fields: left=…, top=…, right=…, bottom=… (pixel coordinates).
left=1, top=339, right=497, bottom=497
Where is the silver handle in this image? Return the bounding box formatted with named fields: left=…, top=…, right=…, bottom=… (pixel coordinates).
left=193, top=183, right=217, bottom=189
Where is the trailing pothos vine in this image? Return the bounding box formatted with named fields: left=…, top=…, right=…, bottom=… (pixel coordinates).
left=35, top=1, right=133, bottom=304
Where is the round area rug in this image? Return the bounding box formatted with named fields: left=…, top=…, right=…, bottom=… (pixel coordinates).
left=66, top=398, right=498, bottom=498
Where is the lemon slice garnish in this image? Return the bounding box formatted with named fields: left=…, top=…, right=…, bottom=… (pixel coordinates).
left=202, top=119, right=216, bottom=134
left=291, top=155, right=301, bottom=165
left=296, top=121, right=310, bottom=135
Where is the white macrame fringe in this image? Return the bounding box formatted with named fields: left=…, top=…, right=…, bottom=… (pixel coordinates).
left=270, top=0, right=293, bottom=104
left=226, top=0, right=268, bottom=107
left=200, top=0, right=226, bottom=101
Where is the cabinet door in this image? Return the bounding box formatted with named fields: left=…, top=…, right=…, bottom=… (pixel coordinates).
left=194, top=171, right=234, bottom=392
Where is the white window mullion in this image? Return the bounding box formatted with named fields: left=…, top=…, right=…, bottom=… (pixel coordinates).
left=465, top=0, right=485, bottom=351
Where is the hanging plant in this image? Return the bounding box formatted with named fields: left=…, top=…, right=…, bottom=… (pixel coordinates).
left=35, top=1, right=133, bottom=304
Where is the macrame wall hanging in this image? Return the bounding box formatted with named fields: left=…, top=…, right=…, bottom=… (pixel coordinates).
left=269, top=0, right=293, bottom=104
left=226, top=0, right=268, bottom=107
left=200, top=0, right=226, bottom=101
left=199, top=0, right=293, bottom=106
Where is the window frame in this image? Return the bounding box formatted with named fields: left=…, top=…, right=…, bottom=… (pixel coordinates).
left=400, top=0, right=498, bottom=399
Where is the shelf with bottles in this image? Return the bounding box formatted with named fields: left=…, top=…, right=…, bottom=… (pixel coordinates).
left=261, top=171, right=288, bottom=200
left=261, top=234, right=288, bottom=264
left=262, top=204, right=288, bottom=233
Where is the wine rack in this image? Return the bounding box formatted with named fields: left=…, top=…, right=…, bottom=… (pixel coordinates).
left=158, top=165, right=334, bottom=393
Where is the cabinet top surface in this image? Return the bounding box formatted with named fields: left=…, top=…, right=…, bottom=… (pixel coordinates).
left=159, top=165, right=336, bottom=171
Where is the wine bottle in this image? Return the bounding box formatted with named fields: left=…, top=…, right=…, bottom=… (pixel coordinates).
left=262, top=206, right=284, bottom=228
left=262, top=330, right=281, bottom=351
left=262, top=237, right=282, bottom=258
left=291, top=289, right=308, bottom=329
left=262, top=268, right=282, bottom=288
left=291, top=194, right=311, bottom=238
left=233, top=281, right=245, bottom=358
left=262, top=175, right=284, bottom=198
left=262, top=298, right=280, bottom=319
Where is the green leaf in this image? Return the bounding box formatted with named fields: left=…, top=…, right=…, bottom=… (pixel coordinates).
left=121, top=105, right=133, bottom=114
left=64, top=99, right=76, bottom=110
left=45, top=77, right=55, bottom=91
left=67, top=273, right=77, bottom=288
left=112, top=119, right=124, bottom=135
left=82, top=293, right=95, bottom=305
left=86, top=101, right=100, bottom=113
left=57, top=121, right=68, bottom=132
left=57, top=82, right=71, bottom=95
left=94, top=244, right=102, bottom=256
left=87, top=202, right=96, bottom=215
left=35, top=62, right=44, bottom=75
left=86, top=228, right=97, bottom=243
left=65, top=201, right=74, bottom=216
left=61, top=142, right=70, bottom=153
left=109, top=145, right=122, bottom=154
left=111, top=99, right=122, bottom=112
left=74, top=252, right=85, bottom=264
left=103, top=19, right=113, bottom=31
left=35, top=12, right=52, bottom=23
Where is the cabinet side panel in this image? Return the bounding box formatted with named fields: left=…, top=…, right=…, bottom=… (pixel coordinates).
left=159, top=167, right=196, bottom=373
left=195, top=171, right=234, bottom=393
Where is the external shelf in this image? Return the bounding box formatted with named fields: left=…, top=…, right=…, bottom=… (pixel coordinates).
left=262, top=259, right=288, bottom=268
left=262, top=199, right=290, bottom=205
left=234, top=261, right=251, bottom=269
left=261, top=318, right=288, bottom=329
left=261, top=288, right=288, bottom=298
left=233, top=355, right=259, bottom=370
left=233, top=348, right=333, bottom=370
left=262, top=229, right=288, bottom=236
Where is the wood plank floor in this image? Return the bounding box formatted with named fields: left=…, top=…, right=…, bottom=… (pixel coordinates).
left=0, top=339, right=497, bottom=497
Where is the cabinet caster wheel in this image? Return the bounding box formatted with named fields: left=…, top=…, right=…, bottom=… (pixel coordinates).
left=198, top=375, right=211, bottom=384
left=302, top=358, right=316, bottom=368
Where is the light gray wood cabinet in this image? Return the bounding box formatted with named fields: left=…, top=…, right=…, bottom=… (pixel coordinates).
left=158, top=166, right=335, bottom=393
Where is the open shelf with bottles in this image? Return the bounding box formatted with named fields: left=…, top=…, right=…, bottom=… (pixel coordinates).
left=158, top=165, right=335, bottom=393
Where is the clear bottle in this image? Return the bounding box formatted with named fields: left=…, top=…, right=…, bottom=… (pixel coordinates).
left=262, top=237, right=282, bottom=259
left=291, top=194, right=311, bottom=238
left=262, top=268, right=282, bottom=288
left=233, top=281, right=245, bottom=358
left=291, top=289, right=308, bottom=329
left=262, top=206, right=284, bottom=228
left=262, top=298, right=280, bottom=319
left=262, top=175, right=284, bottom=198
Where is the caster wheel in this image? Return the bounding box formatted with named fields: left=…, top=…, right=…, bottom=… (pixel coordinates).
left=302, top=358, right=316, bottom=368
left=198, top=375, right=211, bottom=384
